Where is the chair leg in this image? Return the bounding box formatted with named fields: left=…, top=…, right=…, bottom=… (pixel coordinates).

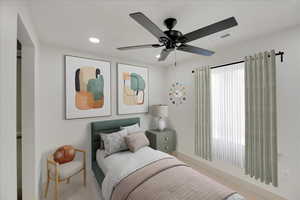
left=83, top=168, right=86, bottom=187
left=44, top=171, right=50, bottom=198
left=55, top=177, right=59, bottom=200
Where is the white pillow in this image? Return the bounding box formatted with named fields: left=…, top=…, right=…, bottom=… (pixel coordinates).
left=101, top=129, right=128, bottom=156
left=121, top=123, right=141, bottom=134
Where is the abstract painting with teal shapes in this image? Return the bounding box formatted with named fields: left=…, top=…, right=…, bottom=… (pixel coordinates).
left=123, top=72, right=145, bottom=105
left=75, top=66, right=104, bottom=109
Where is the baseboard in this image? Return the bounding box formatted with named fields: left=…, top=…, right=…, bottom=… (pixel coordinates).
left=175, top=151, right=287, bottom=200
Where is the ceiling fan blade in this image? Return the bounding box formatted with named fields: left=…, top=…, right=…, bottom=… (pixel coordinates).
left=158, top=48, right=172, bottom=61
left=180, top=17, right=238, bottom=43
left=177, top=44, right=214, bottom=56
left=117, top=44, right=161, bottom=50
left=130, top=12, right=169, bottom=40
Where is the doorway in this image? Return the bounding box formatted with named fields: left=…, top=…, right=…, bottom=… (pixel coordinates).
left=0, top=7, right=38, bottom=200
left=17, top=40, right=22, bottom=200
left=17, top=15, right=37, bottom=200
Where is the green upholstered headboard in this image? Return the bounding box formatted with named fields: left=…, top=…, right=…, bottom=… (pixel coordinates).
left=91, top=118, right=140, bottom=185
left=91, top=117, right=140, bottom=163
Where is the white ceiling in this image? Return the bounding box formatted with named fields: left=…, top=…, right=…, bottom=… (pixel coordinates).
left=24, top=0, right=300, bottom=66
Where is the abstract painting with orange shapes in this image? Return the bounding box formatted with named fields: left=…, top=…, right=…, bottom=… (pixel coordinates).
left=65, top=56, right=111, bottom=119
left=118, top=64, right=148, bottom=115
left=75, top=67, right=104, bottom=109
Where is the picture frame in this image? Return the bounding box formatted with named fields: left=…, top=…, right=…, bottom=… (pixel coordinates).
left=117, top=63, right=149, bottom=115
left=65, top=55, right=111, bottom=119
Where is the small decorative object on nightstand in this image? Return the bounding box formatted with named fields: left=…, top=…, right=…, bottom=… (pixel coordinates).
left=146, top=129, right=176, bottom=154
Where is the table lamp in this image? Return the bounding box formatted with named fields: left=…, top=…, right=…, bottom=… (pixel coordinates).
left=151, top=104, right=168, bottom=131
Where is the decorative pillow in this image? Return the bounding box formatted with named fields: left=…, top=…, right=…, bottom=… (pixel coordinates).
left=98, top=128, right=121, bottom=149
left=101, top=129, right=128, bottom=156
left=125, top=132, right=150, bottom=152
left=121, top=123, right=141, bottom=134
left=53, top=145, right=75, bottom=164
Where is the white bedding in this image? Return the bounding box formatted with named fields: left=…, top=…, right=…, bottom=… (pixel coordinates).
left=96, top=150, right=108, bottom=174
left=97, top=147, right=245, bottom=200
left=96, top=147, right=168, bottom=175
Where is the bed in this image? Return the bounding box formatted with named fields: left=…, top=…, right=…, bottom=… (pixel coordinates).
left=91, top=118, right=245, bottom=200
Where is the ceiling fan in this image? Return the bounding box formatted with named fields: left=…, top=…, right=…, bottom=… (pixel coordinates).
left=117, top=12, right=238, bottom=61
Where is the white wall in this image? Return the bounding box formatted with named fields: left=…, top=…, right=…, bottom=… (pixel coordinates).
left=0, top=6, right=18, bottom=200
left=21, top=45, right=38, bottom=200
left=167, top=25, right=300, bottom=200
left=37, top=45, right=168, bottom=185
left=0, top=3, right=40, bottom=200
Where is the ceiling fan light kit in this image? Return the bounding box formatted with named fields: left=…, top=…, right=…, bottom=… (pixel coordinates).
left=118, top=12, right=238, bottom=61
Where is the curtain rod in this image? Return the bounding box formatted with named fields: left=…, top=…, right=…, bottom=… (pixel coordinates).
left=192, top=51, right=284, bottom=73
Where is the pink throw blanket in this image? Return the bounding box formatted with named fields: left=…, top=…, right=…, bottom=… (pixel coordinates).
left=111, top=157, right=236, bottom=200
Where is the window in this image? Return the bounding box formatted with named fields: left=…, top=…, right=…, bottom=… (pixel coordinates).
left=211, top=63, right=245, bottom=168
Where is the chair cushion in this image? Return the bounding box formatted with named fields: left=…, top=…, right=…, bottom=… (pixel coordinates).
left=50, top=160, right=83, bottom=180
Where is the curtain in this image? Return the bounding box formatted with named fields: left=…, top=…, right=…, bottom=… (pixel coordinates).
left=245, top=50, right=278, bottom=187
left=194, top=67, right=212, bottom=161
left=211, top=63, right=245, bottom=168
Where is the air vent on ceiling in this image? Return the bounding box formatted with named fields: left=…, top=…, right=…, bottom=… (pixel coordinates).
left=220, top=33, right=231, bottom=38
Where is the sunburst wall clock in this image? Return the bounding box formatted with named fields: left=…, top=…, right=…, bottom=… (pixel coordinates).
left=169, top=82, right=187, bottom=106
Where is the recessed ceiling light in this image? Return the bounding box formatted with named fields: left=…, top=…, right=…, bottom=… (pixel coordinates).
left=89, top=37, right=100, bottom=44
left=156, top=54, right=161, bottom=59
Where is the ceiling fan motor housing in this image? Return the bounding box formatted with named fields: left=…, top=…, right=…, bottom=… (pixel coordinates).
left=162, top=18, right=184, bottom=49
left=160, top=18, right=183, bottom=49
left=164, top=30, right=183, bottom=42
left=161, top=30, right=183, bottom=49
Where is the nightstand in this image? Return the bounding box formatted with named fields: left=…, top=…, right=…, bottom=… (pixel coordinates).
left=146, top=129, right=176, bottom=154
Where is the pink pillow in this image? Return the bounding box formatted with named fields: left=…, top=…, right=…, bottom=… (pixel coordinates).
left=125, top=132, right=149, bottom=152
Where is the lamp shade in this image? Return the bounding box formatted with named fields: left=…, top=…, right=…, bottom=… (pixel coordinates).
left=151, top=105, right=168, bottom=118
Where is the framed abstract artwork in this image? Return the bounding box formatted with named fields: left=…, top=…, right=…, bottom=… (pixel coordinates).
left=117, top=63, right=148, bottom=115
left=65, top=55, right=111, bottom=119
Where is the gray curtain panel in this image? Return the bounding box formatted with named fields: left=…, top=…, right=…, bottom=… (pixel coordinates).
left=245, top=50, right=278, bottom=187
left=194, top=67, right=212, bottom=161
